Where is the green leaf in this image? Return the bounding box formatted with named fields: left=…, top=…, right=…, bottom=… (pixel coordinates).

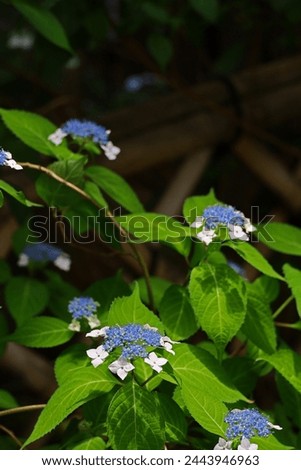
left=11, top=0, right=73, bottom=53
left=183, top=189, right=218, bottom=224
left=222, top=357, right=258, bottom=396
left=225, top=241, right=284, bottom=280
left=147, top=34, right=173, bottom=70
left=253, top=275, right=280, bottom=303
left=84, top=181, right=108, bottom=209
left=46, top=271, right=79, bottom=322
left=141, top=2, right=170, bottom=23
left=72, top=437, right=106, bottom=450
left=116, top=212, right=191, bottom=256
left=0, top=180, right=41, bottom=207
left=241, top=283, right=277, bottom=354
left=0, top=260, right=11, bottom=284
left=258, top=343, right=301, bottom=394
left=189, top=263, right=247, bottom=353
left=276, top=373, right=301, bottom=429
left=24, top=368, right=119, bottom=447
left=9, top=316, right=74, bottom=348
left=36, top=159, right=86, bottom=207
left=0, top=190, right=3, bottom=207
left=135, top=276, right=172, bottom=310
left=108, top=283, right=163, bottom=331
left=169, top=344, right=247, bottom=404
left=107, top=381, right=165, bottom=450
left=257, top=222, right=301, bottom=256
left=85, top=272, right=131, bottom=324
left=252, top=434, right=293, bottom=450
left=0, top=389, right=18, bottom=409
left=5, top=277, right=49, bottom=326
left=159, top=285, right=198, bottom=340
left=85, top=166, right=144, bottom=213
left=55, top=344, right=90, bottom=386
left=283, top=264, right=301, bottom=317
left=157, top=393, right=187, bottom=442
left=189, top=0, right=219, bottom=23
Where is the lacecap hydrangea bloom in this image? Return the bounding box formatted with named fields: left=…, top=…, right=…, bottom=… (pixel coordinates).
left=68, top=296, right=100, bottom=332
left=0, top=148, right=22, bottom=170
left=17, top=242, right=71, bottom=271
left=86, top=323, right=177, bottom=380
left=48, top=118, right=120, bottom=160
left=190, top=204, right=256, bottom=245
left=214, top=408, right=282, bottom=450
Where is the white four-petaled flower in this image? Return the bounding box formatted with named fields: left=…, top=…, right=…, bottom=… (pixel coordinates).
left=144, top=352, right=168, bottom=373
left=100, top=141, right=121, bottom=160
left=86, top=345, right=109, bottom=368
left=48, top=128, right=67, bottom=145
left=238, top=438, right=258, bottom=450
left=108, top=358, right=135, bottom=380
left=86, top=327, right=109, bottom=338
left=213, top=437, right=232, bottom=450
left=196, top=229, right=217, bottom=245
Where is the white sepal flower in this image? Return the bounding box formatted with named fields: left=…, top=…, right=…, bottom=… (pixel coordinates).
left=53, top=253, right=71, bottom=271
left=6, top=158, right=23, bottom=170
left=228, top=225, right=249, bottom=241
left=160, top=336, right=178, bottom=355
left=214, top=438, right=232, bottom=450
left=17, top=253, right=29, bottom=267
left=68, top=319, right=81, bottom=332
left=100, top=141, right=121, bottom=160
left=244, top=218, right=256, bottom=233
left=87, top=314, right=101, bottom=329
left=238, top=438, right=258, bottom=450
left=190, top=216, right=204, bottom=229
left=86, top=345, right=109, bottom=368
left=86, top=327, right=109, bottom=338
left=108, top=358, right=135, bottom=380
left=48, top=128, right=67, bottom=145
left=144, top=352, right=168, bottom=373
left=196, top=228, right=217, bottom=245
left=267, top=422, right=282, bottom=431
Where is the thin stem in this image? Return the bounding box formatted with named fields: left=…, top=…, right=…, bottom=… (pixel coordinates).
left=0, top=424, right=23, bottom=448
left=18, top=161, right=155, bottom=308
left=0, top=404, right=46, bottom=417
left=272, top=295, right=294, bottom=319
left=275, top=321, right=300, bottom=329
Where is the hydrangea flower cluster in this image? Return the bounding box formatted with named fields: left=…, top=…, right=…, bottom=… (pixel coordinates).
left=17, top=242, right=71, bottom=271
left=190, top=204, right=256, bottom=245
left=214, top=408, right=282, bottom=450
left=68, top=296, right=100, bottom=332
left=86, top=323, right=177, bottom=380
left=0, top=148, right=23, bottom=170
left=48, top=119, right=120, bottom=160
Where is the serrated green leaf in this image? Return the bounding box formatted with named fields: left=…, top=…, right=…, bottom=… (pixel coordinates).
left=283, top=264, right=301, bottom=317
left=225, top=241, right=283, bottom=280
left=159, top=285, right=198, bottom=340
left=0, top=109, right=75, bottom=159
left=241, top=283, right=277, bottom=354
left=0, top=180, right=41, bottom=207
left=257, top=222, right=301, bottom=256
left=107, top=381, right=165, bottom=449
left=170, top=344, right=247, bottom=403
left=55, top=344, right=90, bottom=386
left=108, top=283, right=163, bottom=331
left=116, top=212, right=191, bottom=256
left=24, top=368, right=119, bottom=447
left=189, top=263, right=247, bottom=353
left=5, top=277, right=49, bottom=326
left=72, top=437, right=106, bottom=450
left=252, top=434, right=293, bottom=450
left=85, top=166, right=144, bottom=213
left=12, top=0, right=73, bottom=53
left=157, top=393, right=187, bottom=442
left=9, top=316, right=74, bottom=347
left=253, top=275, right=280, bottom=303
left=147, top=34, right=173, bottom=70
left=183, top=189, right=218, bottom=224
left=189, top=0, right=219, bottom=23
left=258, top=343, right=301, bottom=394
left=0, top=389, right=18, bottom=409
